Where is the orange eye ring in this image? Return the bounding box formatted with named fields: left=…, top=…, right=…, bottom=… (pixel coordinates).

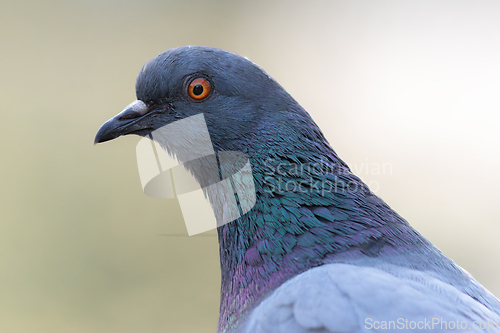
left=188, top=78, right=211, bottom=100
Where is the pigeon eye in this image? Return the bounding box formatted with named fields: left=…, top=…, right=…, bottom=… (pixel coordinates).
left=188, top=78, right=211, bottom=100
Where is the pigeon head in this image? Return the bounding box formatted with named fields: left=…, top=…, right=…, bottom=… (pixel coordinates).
left=94, top=46, right=323, bottom=157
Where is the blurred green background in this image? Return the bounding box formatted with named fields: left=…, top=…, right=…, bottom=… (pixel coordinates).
left=1, top=0, right=499, bottom=332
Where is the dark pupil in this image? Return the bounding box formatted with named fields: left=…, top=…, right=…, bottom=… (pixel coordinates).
left=193, top=84, right=204, bottom=96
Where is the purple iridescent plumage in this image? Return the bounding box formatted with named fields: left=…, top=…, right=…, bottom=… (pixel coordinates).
left=95, top=46, right=500, bottom=333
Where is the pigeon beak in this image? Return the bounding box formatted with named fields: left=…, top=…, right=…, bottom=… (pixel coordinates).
left=94, top=100, right=151, bottom=145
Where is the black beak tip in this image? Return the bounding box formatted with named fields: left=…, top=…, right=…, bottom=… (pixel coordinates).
left=94, top=120, right=117, bottom=145
left=94, top=133, right=100, bottom=146
left=94, top=100, right=150, bottom=146
left=94, top=135, right=103, bottom=146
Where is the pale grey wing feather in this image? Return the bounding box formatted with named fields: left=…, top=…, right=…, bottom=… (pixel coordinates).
left=241, top=264, right=500, bottom=333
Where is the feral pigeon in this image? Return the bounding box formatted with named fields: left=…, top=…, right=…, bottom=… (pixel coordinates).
left=95, top=46, right=500, bottom=332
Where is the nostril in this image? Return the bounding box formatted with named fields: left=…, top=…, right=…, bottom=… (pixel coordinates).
left=117, top=100, right=149, bottom=120
left=118, top=110, right=139, bottom=120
